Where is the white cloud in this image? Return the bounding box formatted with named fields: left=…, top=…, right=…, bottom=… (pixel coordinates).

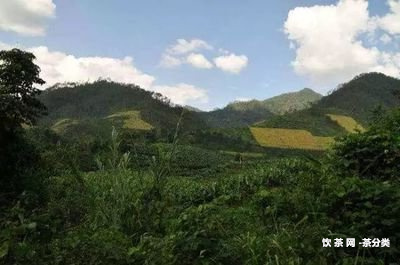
left=284, top=0, right=400, bottom=89
left=152, top=83, right=209, bottom=105
left=160, top=38, right=214, bottom=69
left=29, top=46, right=155, bottom=89
left=380, top=33, right=393, bottom=44
left=186, top=53, right=213, bottom=69
left=160, top=38, right=249, bottom=74
left=159, top=54, right=183, bottom=68
left=0, top=43, right=209, bottom=106
left=0, top=0, right=55, bottom=36
left=214, top=53, right=248, bottom=74
left=166, top=39, right=213, bottom=55
left=378, top=0, right=400, bottom=35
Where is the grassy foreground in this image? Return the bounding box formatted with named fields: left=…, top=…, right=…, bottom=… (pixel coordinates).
left=1, top=109, right=400, bottom=265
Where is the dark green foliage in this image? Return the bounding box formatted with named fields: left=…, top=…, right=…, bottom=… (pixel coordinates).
left=320, top=73, right=400, bottom=122
left=159, top=144, right=230, bottom=177
left=39, top=81, right=207, bottom=133
left=0, top=49, right=46, bottom=197
left=2, top=61, right=400, bottom=264
left=327, top=177, right=400, bottom=261
left=189, top=127, right=262, bottom=152
left=201, top=88, right=322, bottom=128
left=257, top=106, right=348, bottom=136
left=200, top=106, right=275, bottom=128
left=0, top=49, right=46, bottom=132
left=331, top=108, right=400, bottom=180
left=0, top=130, right=40, bottom=196
left=257, top=73, right=400, bottom=137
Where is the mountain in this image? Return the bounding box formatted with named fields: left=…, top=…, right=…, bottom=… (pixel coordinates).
left=37, top=72, right=400, bottom=141
left=229, top=88, right=322, bottom=115
left=257, top=73, right=400, bottom=136
left=199, top=107, right=275, bottom=128
left=200, top=88, right=322, bottom=128
left=316, top=72, right=400, bottom=122
left=38, top=81, right=207, bottom=134
left=184, top=105, right=203, bottom=112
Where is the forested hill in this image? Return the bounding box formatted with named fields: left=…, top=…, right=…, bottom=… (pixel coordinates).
left=200, top=88, right=321, bottom=128
left=228, top=88, right=322, bottom=115
left=316, top=72, right=400, bottom=122
left=257, top=73, right=400, bottom=136
left=38, top=80, right=207, bottom=132
left=38, top=73, right=400, bottom=133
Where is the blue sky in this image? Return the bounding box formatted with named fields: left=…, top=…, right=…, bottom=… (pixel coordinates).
left=0, top=0, right=399, bottom=110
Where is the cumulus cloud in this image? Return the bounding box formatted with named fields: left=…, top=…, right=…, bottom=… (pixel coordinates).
left=284, top=0, right=400, bottom=89
left=160, top=38, right=214, bottom=69
left=378, top=0, right=400, bottom=35
left=152, top=83, right=209, bottom=105
left=159, top=53, right=183, bottom=68
left=29, top=46, right=155, bottom=89
left=160, top=38, right=249, bottom=73
left=166, top=39, right=213, bottom=55
left=0, top=43, right=208, bottom=105
left=380, top=33, right=393, bottom=44
left=186, top=53, right=213, bottom=69
left=0, top=0, right=56, bottom=36
left=214, top=53, right=248, bottom=74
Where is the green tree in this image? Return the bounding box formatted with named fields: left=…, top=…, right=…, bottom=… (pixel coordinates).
left=0, top=48, right=46, bottom=196
left=0, top=48, right=46, bottom=133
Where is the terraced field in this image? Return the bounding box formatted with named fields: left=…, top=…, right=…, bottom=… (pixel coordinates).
left=327, top=114, right=365, bottom=133
left=106, top=111, right=153, bottom=130
left=250, top=127, right=333, bottom=150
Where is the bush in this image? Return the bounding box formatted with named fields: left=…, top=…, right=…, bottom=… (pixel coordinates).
left=331, top=108, right=400, bottom=180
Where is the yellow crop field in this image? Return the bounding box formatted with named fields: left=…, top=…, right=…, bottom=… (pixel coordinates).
left=106, top=111, right=153, bottom=130
left=250, top=127, right=334, bottom=150
left=327, top=114, right=365, bottom=133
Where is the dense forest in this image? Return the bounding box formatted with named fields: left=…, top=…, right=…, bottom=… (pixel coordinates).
left=1, top=49, right=400, bottom=264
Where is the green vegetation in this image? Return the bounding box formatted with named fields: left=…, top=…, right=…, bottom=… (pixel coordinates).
left=106, top=111, right=153, bottom=130
left=0, top=49, right=47, bottom=195
left=319, top=73, right=400, bottom=123
left=51, top=118, right=79, bottom=133
left=199, top=106, right=275, bottom=128
left=2, top=109, right=400, bottom=263
left=39, top=81, right=207, bottom=135
left=256, top=73, right=400, bottom=138
left=256, top=106, right=348, bottom=136
left=201, top=88, right=322, bottom=128
left=1, top=49, right=400, bottom=264
left=229, top=88, right=322, bottom=115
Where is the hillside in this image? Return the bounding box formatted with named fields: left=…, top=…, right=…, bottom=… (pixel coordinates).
left=317, top=72, right=400, bottom=122
left=257, top=73, right=400, bottom=136
left=199, top=107, right=275, bottom=128
left=229, top=88, right=322, bottom=115
left=36, top=73, right=400, bottom=152
left=38, top=81, right=207, bottom=134
left=200, top=88, right=321, bottom=128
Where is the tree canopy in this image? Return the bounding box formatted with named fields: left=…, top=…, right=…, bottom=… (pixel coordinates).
left=0, top=48, right=46, bottom=133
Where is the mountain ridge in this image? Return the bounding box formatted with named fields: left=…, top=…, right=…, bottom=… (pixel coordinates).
left=199, top=87, right=322, bottom=128
left=256, top=72, right=400, bottom=136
